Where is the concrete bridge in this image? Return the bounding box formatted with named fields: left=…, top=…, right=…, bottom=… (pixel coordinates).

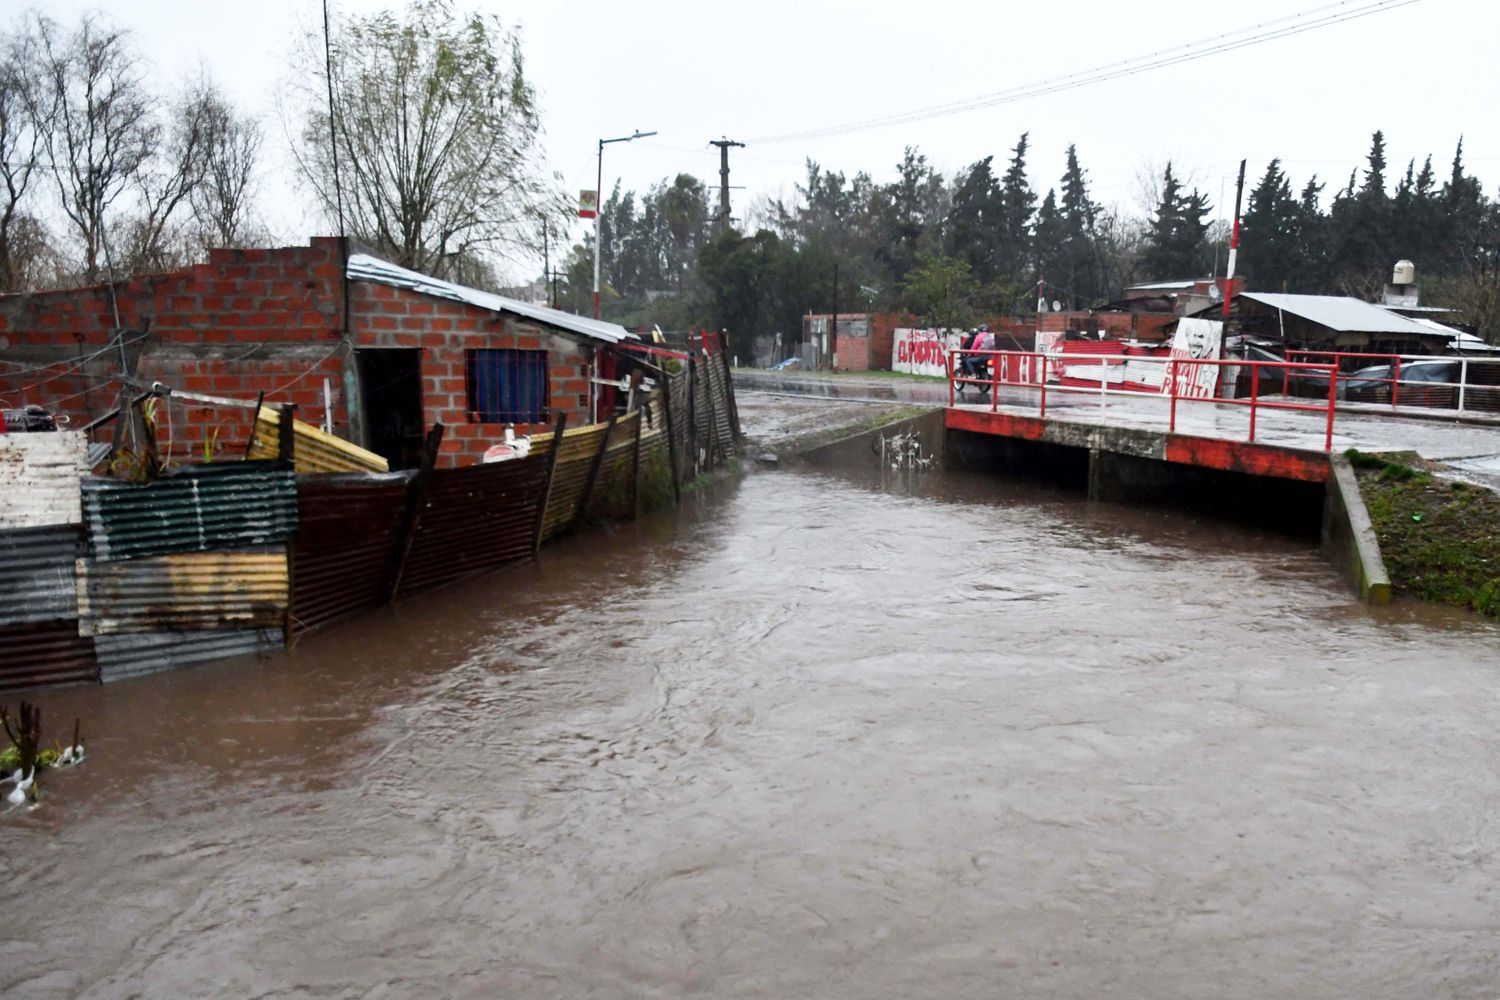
left=735, top=358, right=1500, bottom=492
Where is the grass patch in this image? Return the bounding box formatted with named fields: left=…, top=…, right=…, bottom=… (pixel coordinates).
left=1353, top=451, right=1500, bottom=617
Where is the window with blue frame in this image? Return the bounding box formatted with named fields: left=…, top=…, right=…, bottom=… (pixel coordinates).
left=464, top=349, right=549, bottom=423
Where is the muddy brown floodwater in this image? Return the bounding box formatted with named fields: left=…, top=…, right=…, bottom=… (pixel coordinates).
left=5, top=450, right=1500, bottom=998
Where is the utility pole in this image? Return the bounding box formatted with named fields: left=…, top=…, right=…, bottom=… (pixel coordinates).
left=709, top=137, right=745, bottom=231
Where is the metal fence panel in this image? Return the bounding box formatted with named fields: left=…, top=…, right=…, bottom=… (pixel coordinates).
left=77, top=548, right=289, bottom=636
left=290, top=472, right=410, bottom=634
left=397, top=454, right=550, bottom=597
left=0, top=620, right=98, bottom=691
left=0, top=431, right=89, bottom=530
left=83, top=462, right=298, bottom=562
left=0, top=524, right=82, bottom=627
left=95, top=628, right=283, bottom=683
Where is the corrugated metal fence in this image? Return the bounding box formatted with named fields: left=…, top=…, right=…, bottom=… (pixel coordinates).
left=0, top=353, right=740, bottom=692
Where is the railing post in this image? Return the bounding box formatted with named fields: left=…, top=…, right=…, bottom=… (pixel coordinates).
left=991, top=350, right=999, bottom=413
left=947, top=350, right=955, bottom=407
left=1169, top=359, right=1178, bottom=433
left=1039, top=356, right=1048, bottom=418
left=1248, top=362, right=1259, bottom=442
left=1325, top=365, right=1337, bottom=451
left=1392, top=356, right=1401, bottom=409
left=1459, top=358, right=1469, bottom=412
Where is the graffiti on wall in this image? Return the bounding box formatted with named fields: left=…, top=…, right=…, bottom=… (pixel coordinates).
left=893, top=329, right=962, bottom=377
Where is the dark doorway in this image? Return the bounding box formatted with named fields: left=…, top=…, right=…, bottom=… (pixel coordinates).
left=357, top=349, right=424, bottom=469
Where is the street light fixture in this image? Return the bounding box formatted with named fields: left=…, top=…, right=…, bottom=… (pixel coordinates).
left=593, top=129, right=657, bottom=319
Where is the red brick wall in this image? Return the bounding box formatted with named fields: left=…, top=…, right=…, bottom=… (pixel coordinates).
left=0, top=238, right=345, bottom=462
left=349, top=282, right=594, bottom=466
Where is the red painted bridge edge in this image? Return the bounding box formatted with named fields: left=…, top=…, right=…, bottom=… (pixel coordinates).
left=945, top=407, right=1330, bottom=484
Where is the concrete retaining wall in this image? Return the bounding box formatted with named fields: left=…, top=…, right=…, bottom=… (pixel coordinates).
left=1321, top=453, right=1393, bottom=605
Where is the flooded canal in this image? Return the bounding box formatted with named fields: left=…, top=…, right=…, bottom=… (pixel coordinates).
left=5, top=448, right=1500, bottom=997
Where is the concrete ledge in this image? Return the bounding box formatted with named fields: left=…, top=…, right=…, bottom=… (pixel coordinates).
left=945, top=407, right=1331, bottom=483
left=1321, top=454, right=1393, bottom=605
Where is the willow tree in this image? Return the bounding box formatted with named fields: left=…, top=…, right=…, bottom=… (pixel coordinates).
left=295, top=0, right=560, bottom=280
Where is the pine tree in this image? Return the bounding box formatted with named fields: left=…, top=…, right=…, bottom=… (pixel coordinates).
left=1141, top=161, right=1212, bottom=279
left=995, top=132, right=1035, bottom=282
left=1056, top=145, right=1102, bottom=306
left=1239, top=159, right=1298, bottom=290
left=1032, top=187, right=1064, bottom=303
left=946, top=156, right=1001, bottom=284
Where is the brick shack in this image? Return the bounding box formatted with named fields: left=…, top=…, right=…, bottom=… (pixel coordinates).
left=0, top=238, right=636, bottom=467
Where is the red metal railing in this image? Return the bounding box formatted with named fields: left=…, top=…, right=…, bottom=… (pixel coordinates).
left=948, top=349, right=1340, bottom=450
left=1285, top=350, right=1500, bottom=414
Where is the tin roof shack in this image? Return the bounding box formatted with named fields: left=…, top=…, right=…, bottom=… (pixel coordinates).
left=0, top=239, right=637, bottom=470
left=1217, top=292, right=1456, bottom=354
left=346, top=254, right=635, bottom=467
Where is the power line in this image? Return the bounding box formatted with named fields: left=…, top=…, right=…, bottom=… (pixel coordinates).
left=748, top=0, right=1422, bottom=145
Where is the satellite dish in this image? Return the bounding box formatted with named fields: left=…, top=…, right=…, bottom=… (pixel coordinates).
left=1051, top=300, right=1062, bottom=313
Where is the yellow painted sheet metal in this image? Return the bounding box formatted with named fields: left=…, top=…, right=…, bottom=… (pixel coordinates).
left=533, top=420, right=610, bottom=539
left=76, top=549, right=289, bottom=636
left=246, top=406, right=388, bottom=474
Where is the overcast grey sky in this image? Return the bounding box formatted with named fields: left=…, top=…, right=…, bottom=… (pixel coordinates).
left=31, top=0, right=1499, bottom=280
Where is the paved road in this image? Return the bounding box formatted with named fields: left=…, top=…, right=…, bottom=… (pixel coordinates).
left=736, top=370, right=1500, bottom=490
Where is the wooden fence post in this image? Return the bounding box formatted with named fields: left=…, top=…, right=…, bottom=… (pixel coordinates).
left=276, top=403, right=297, bottom=468
left=660, top=371, right=682, bottom=504
left=243, top=392, right=265, bottom=457
left=386, top=423, right=444, bottom=602
left=532, top=411, right=568, bottom=555
left=574, top=411, right=618, bottom=533
left=630, top=401, right=644, bottom=520
left=720, top=332, right=741, bottom=444
left=701, top=355, right=722, bottom=470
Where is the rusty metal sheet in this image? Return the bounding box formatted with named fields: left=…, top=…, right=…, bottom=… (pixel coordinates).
left=290, top=472, right=410, bottom=634
left=0, top=525, right=81, bottom=627
left=246, top=406, right=389, bottom=474
left=83, top=462, right=298, bottom=562
left=0, top=620, right=98, bottom=692
left=77, top=549, right=289, bottom=636
left=95, top=628, right=283, bottom=683
left=0, top=430, right=89, bottom=529
left=397, top=454, right=550, bottom=596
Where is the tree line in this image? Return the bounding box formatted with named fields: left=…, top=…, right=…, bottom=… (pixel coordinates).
left=584, top=133, right=1499, bottom=344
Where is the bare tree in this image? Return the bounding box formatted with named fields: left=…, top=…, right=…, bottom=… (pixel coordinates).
left=291, top=0, right=560, bottom=278
left=0, top=22, right=50, bottom=291
left=32, top=13, right=155, bottom=283
left=189, top=80, right=263, bottom=249
left=119, top=78, right=217, bottom=272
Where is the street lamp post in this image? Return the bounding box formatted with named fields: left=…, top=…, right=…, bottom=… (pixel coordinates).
left=593, top=129, right=657, bottom=319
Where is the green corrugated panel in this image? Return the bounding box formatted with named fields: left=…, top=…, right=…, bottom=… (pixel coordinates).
left=83, top=462, right=298, bottom=562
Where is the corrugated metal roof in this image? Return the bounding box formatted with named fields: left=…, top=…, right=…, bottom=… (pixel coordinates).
left=77, top=548, right=289, bottom=636
left=95, top=628, right=282, bottom=683
left=1241, top=293, right=1441, bottom=336
left=0, top=620, right=98, bottom=691
left=0, top=431, right=88, bottom=530
left=245, top=406, right=389, bottom=474
left=0, top=525, right=81, bottom=627
left=347, top=253, right=637, bottom=345
left=83, top=462, right=298, bottom=562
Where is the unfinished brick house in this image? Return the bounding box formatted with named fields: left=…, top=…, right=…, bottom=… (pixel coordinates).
left=0, top=237, right=636, bottom=467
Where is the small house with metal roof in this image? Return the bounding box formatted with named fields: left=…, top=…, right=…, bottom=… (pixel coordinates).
left=0, top=238, right=640, bottom=468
